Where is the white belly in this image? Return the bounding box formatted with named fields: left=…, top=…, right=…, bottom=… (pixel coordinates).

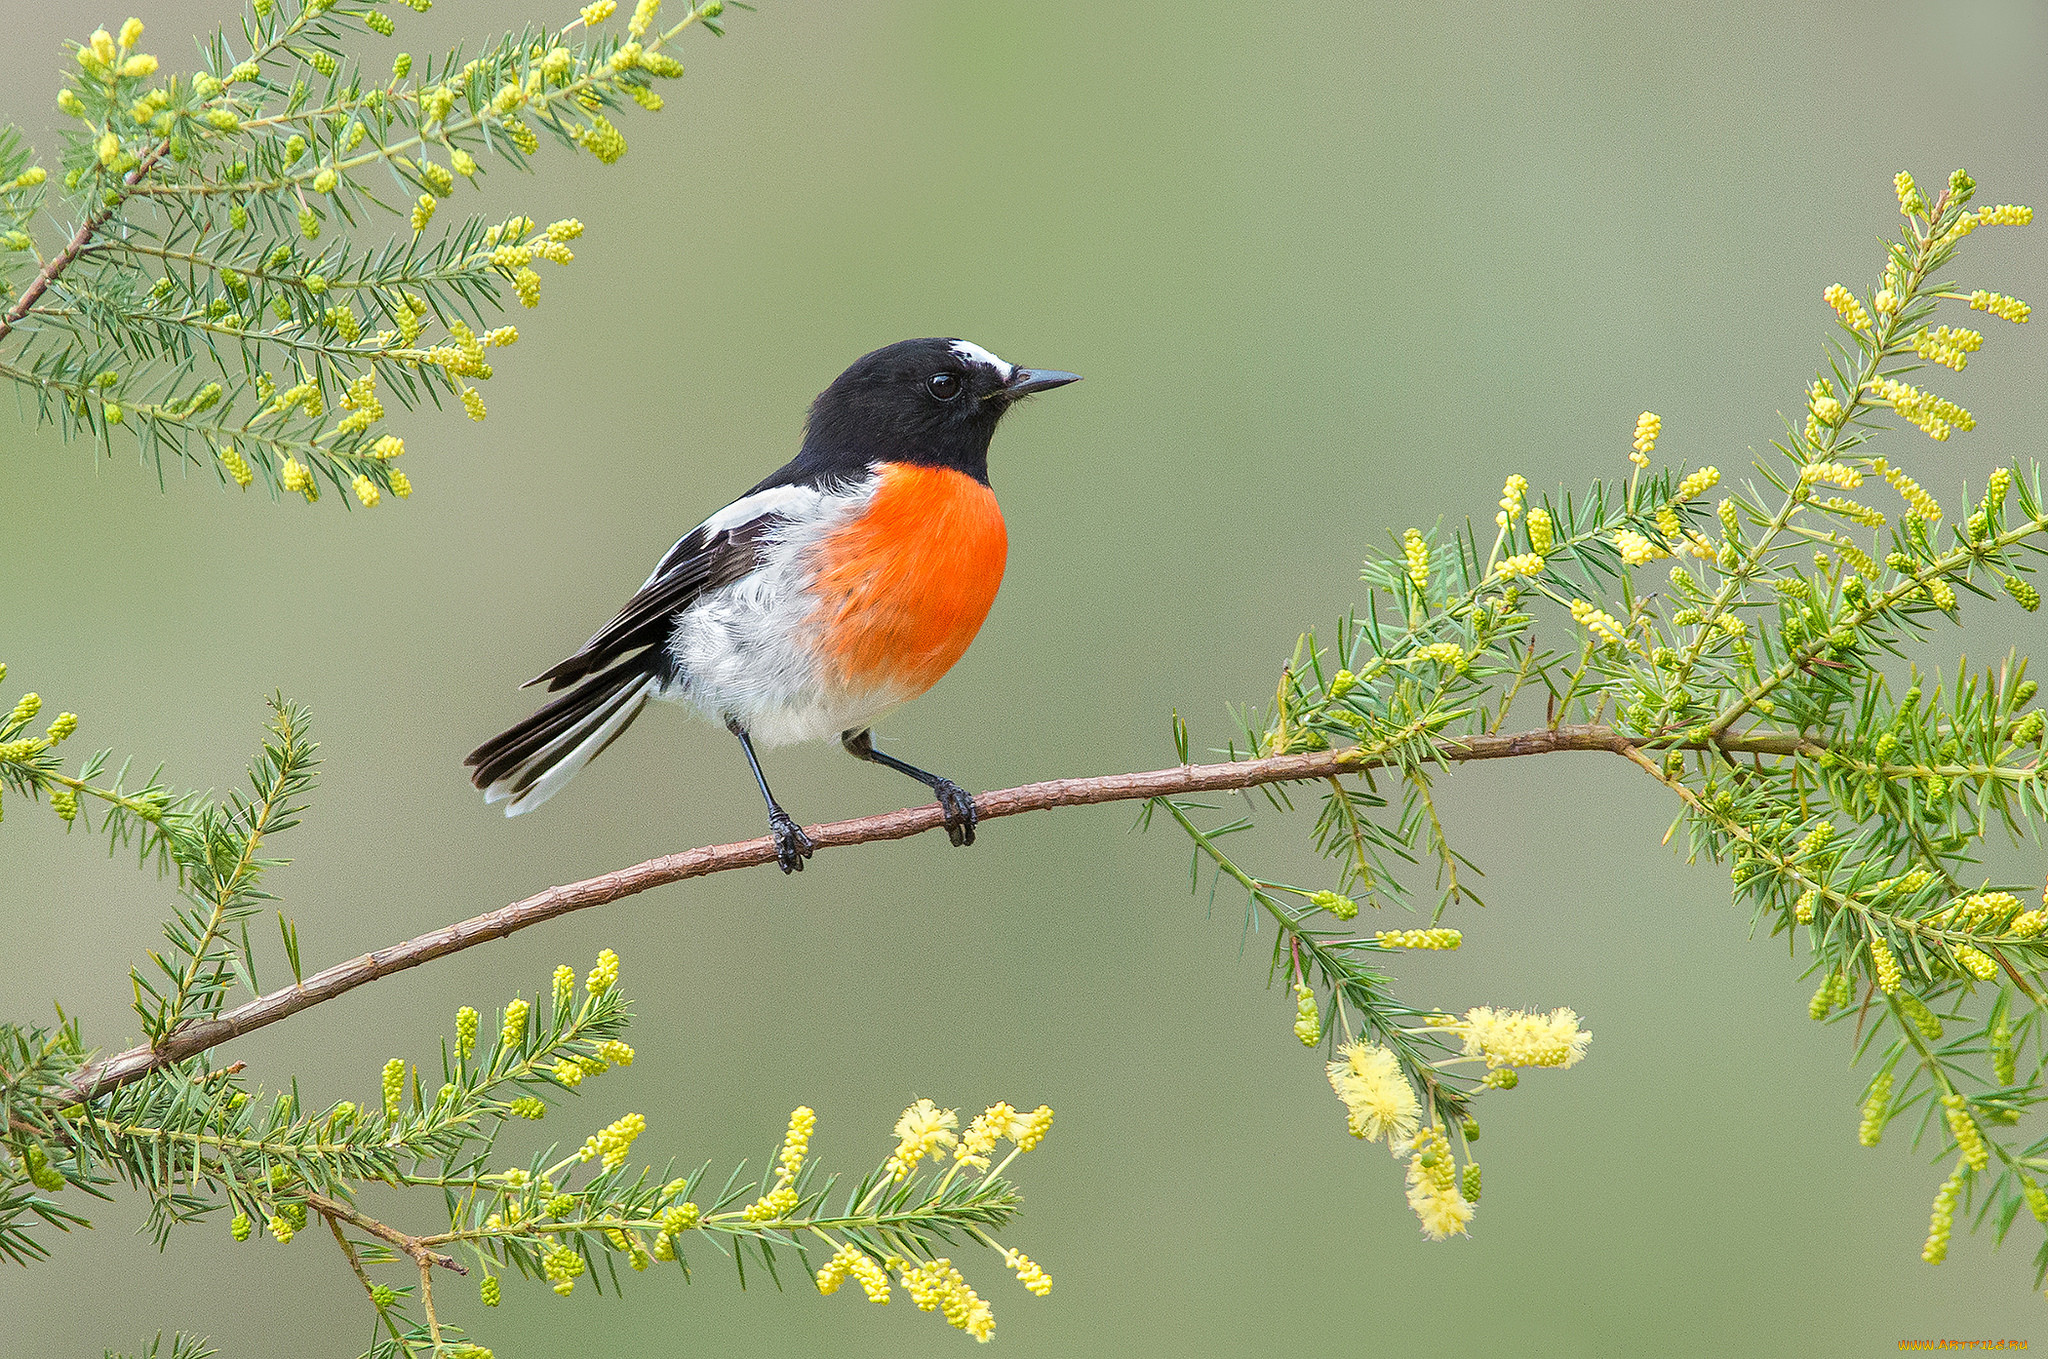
left=657, top=477, right=908, bottom=747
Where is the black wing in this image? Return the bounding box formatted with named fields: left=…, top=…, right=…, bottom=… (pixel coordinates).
left=524, top=515, right=775, bottom=692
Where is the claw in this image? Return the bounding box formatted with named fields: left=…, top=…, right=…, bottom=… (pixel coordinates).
left=768, top=810, right=814, bottom=874
left=931, top=778, right=978, bottom=848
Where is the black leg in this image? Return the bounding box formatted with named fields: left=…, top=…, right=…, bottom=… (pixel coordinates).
left=841, top=728, right=978, bottom=847
left=729, top=718, right=812, bottom=873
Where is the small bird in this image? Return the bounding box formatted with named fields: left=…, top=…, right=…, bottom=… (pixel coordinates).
left=464, top=337, right=1080, bottom=872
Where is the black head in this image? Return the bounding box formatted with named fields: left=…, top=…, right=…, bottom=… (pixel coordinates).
left=794, top=338, right=1080, bottom=486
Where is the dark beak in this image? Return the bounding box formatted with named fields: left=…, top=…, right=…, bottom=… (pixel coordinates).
left=999, top=367, right=1082, bottom=400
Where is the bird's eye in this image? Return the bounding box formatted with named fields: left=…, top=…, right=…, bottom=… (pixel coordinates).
left=927, top=372, right=962, bottom=401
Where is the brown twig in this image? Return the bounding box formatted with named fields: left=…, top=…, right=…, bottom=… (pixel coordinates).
left=326, top=1211, right=381, bottom=1297
left=0, top=143, right=168, bottom=343
left=303, top=1187, right=467, bottom=1275
left=70, top=723, right=1807, bottom=1099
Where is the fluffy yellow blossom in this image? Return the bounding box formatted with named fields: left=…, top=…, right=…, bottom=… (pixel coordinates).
left=1911, top=325, right=1983, bottom=371
left=1870, top=457, right=1942, bottom=520
left=629, top=0, right=661, bottom=35
left=1326, top=1041, right=1421, bottom=1145
left=1859, top=1072, right=1891, bottom=1146
left=886, top=1099, right=958, bottom=1180
left=1375, top=928, right=1461, bottom=949
left=1406, top=641, right=1468, bottom=671
left=1402, top=528, right=1429, bottom=592
left=1311, top=889, right=1359, bottom=919
left=1867, top=379, right=1973, bottom=441
left=1799, top=461, right=1862, bottom=489
left=773, top=1105, right=814, bottom=1179
left=818, top=1243, right=891, bottom=1302
left=898, top=1257, right=996, bottom=1341
left=1496, top=473, right=1527, bottom=528
left=1977, top=203, right=2033, bottom=226
left=1631, top=410, right=1660, bottom=467
left=584, top=947, right=619, bottom=996
left=1870, top=935, right=1903, bottom=994
left=1923, top=1170, right=1961, bottom=1264
left=2018, top=1173, right=2048, bottom=1228
left=583, top=1112, right=646, bottom=1170
left=1448, top=1005, right=1591, bottom=1069
left=1970, top=289, right=2030, bottom=323
left=1894, top=170, right=1927, bottom=217
left=1401, top=1126, right=1474, bottom=1240
left=1526, top=506, right=1554, bottom=554
left=1012, top=1104, right=1054, bottom=1151
left=1499, top=551, right=1545, bottom=579
left=1824, top=283, right=1872, bottom=334
left=1614, top=528, right=1669, bottom=566
left=1569, top=598, right=1628, bottom=646
left=1003, top=1247, right=1052, bottom=1297
left=351, top=474, right=380, bottom=507
left=500, top=997, right=528, bottom=1047
left=578, top=115, right=627, bottom=164
left=218, top=446, right=254, bottom=488
left=955, top=1102, right=1016, bottom=1169
left=1675, top=466, right=1720, bottom=501
left=1943, top=1094, right=1989, bottom=1172
left=543, top=1242, right=586, bottom=1294
left=1952, top=945, right=1998, bottom=981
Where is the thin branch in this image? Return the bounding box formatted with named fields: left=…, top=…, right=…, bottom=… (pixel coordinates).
left=72, top=723, right=1808, bottom=1099
left=302, top=1187, right=467, bottom=1275
left=0, top=142, right=169, bottom=342
left=325, top=1211, right=380, bottom=1297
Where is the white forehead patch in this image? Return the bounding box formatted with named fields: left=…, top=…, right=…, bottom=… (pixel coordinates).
left=948, top=339, right=1013, bottom=379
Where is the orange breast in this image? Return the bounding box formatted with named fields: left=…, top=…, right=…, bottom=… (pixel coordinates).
left=808, top=462, right=1008, bottom=698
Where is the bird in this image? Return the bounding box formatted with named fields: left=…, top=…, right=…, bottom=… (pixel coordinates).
left=463, top=337, right=1081, bottom=872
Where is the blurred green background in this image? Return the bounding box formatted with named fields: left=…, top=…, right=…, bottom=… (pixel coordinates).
left=6, top=1, right=2048, bottom=1354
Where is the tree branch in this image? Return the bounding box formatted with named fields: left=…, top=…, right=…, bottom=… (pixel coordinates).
left=303, top=1188, right=467, bottom=1275
left=0, top=142, right=168, bottom=343
left=71, top=723, right=1807, bottom=1098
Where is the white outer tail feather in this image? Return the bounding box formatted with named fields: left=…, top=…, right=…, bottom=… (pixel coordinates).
left=484, top=675, right=661, bottom=816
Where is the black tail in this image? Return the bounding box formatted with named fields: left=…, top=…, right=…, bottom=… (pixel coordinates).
left=465, top=660, right=660, bottom=815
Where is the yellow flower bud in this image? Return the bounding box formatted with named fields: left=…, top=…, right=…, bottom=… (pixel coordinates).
left=1823, top=283, right=1872, bottom=334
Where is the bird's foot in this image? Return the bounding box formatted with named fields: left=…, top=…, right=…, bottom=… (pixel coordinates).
left=768, top=809, right=814, bottom=873
left=932, top=778, right=978, bottom=847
